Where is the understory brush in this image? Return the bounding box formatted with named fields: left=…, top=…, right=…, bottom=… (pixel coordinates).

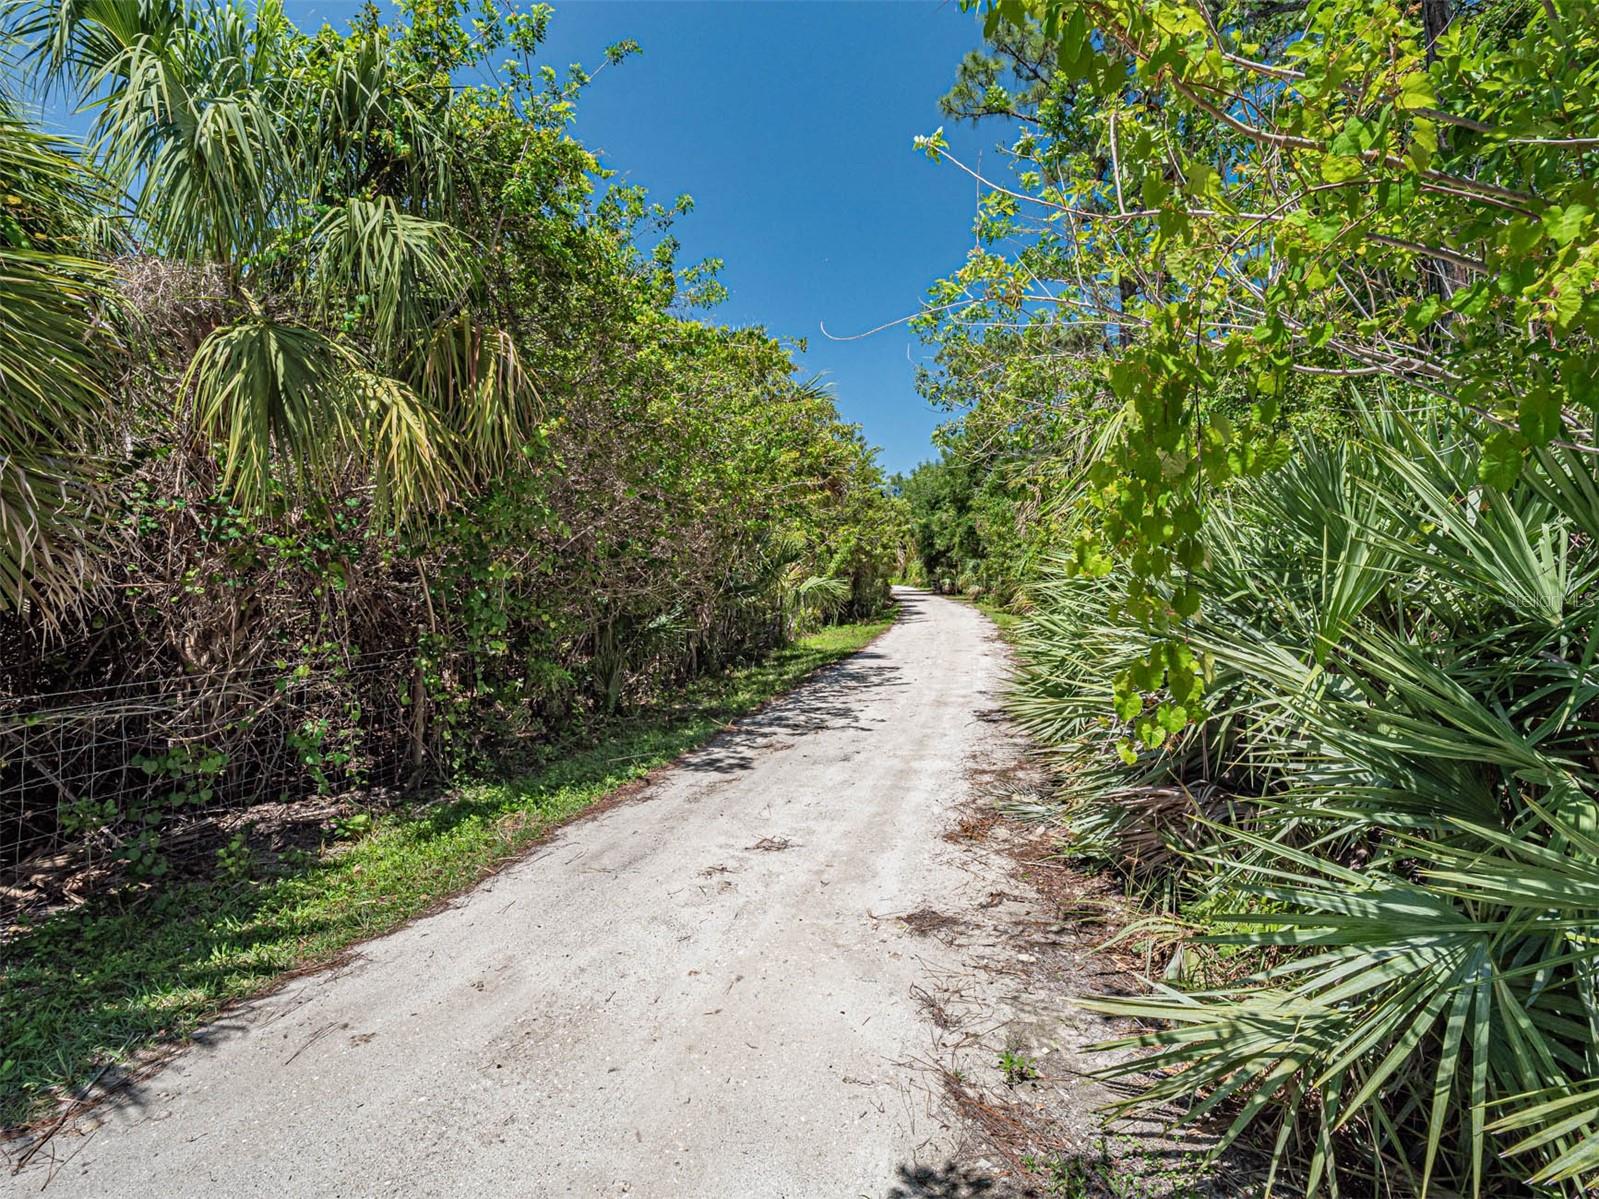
left=1012, top=412, right=1599, bottom=1196
left=0, top=0, right=901, bottom=931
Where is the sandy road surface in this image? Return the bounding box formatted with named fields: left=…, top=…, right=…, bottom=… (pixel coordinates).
left=10, top=589, right=1048, bottom=1198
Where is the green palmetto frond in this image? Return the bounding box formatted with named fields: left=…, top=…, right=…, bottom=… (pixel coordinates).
left=306, top=196, right=473, bottom=351
left=1493, top=1084, right=1599, bottom=1187
left=16, top=0, right=534, bottom=513
left=408, top=311, right=538, bottom=470
left=26, top=0, right=293, bottom=261
left=1084, top=813, right=1599, bottom=1197
left=790, top=570, right=849, bottom=619
left=1365, top=418, right=1579, bottom=628
left=344, top=370, right=456, bottom=518
left=0, top=103, right=116, bottom=611
left=183, top=314, right=451, bottom=516
left=297, top=23, right=457, bottom=214
left=1013, top=405, right=1599, bottom=1193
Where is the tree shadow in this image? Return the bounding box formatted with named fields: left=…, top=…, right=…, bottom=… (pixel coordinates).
left=890, top=588, right=935, bottom=624
left=1, top=865, right=343, bottom=1134
left=2, top=620, right=898, bottom=1133
left=885, top=1160, right=1003, bottom=1198
left=679, top=652, right=907, bottom=774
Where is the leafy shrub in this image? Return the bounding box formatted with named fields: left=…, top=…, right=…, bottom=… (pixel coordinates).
left=1014, top=411, right=1599, bottom=1195
left=0, top=1, right=899, bottom=891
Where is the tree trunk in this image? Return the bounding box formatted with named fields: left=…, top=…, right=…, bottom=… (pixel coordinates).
left=1422, top=0, right=1451, bottom=61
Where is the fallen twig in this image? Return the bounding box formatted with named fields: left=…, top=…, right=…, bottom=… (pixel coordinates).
left=12, top=1059, right=116, bottom=1175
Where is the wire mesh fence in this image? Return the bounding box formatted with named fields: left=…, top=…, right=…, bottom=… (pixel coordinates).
left=2, top=650, right=420, bottom=926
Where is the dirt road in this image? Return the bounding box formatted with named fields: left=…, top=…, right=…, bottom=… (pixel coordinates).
left=12, top=589, right=1085, bottom=1198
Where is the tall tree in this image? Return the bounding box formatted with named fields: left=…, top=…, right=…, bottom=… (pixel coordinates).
left=922, top=0, right=1599, bottom=745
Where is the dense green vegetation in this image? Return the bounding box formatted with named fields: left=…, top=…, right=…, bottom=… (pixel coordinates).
left=0, top=0, right=898, bottom=1117
left=0, top=0, right=896, bottom=863
left=903, top=0, right=1599, bottom=1194
left=7, top=0, right=1599, bottom=1193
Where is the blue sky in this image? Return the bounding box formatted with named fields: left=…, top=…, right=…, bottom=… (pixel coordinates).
left=349, top=0, right=997, bottom=475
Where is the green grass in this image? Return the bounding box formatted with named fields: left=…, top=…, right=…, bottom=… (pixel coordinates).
left=0, top=617, right=890, bottom=1127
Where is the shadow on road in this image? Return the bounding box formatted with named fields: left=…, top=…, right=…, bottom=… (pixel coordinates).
left=891, top=588, right=934, bottom=624
left=680, top=649, right=907, bottom=775
left=885, top=1160, right=1001, bottom=1197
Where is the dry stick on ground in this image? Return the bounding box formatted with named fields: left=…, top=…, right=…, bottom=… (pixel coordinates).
left=10, top=1058, right=119, bottom=1174
left=934, top=1060, right=1054, bottom=1184
left=900, top=907, right=967, bottom=938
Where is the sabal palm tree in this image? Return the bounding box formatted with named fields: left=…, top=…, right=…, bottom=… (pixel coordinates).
left=18, top=0, right=539, bottom=515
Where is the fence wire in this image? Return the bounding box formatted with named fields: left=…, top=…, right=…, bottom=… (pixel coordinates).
left=2, top=651, right=419, bottom=927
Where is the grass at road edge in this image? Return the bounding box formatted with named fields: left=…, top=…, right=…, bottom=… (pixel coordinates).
left=1, top=616, right=892, bottom=1129
left=976, top=602, right=1023, bottom=640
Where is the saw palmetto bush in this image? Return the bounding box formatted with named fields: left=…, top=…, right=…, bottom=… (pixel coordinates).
left=1014, top=411, right=1599, bottom=1196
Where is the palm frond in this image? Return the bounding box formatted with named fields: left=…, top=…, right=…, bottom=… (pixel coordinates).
left=183, top=315, right=451, bottom=514
left=306, top=196, right=474, bottom=353
left=0, top=105, right=117, bottom=611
